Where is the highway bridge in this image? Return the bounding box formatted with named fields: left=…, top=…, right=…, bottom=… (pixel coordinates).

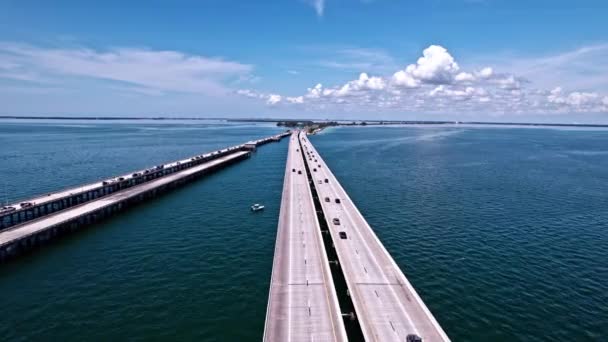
left=264, top=130, right=449, bottom=341
left=264, top=132, right=347, bottom=342
left=0, top=133, right=290, bottom=261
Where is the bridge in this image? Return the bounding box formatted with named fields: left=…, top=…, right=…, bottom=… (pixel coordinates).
left=0, top=132, right=290, bottom=261
left=264, top=132, right=347, bottom=341
left=264, top=131, right=449, bottom=341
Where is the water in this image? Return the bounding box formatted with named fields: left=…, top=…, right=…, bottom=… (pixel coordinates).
left=1, top=121, right=607, bottom=341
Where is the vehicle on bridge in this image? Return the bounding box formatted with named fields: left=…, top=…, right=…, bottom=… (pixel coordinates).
left=333, top=218, right=340, bottom=225
left=407, top=334, right=423, bottom=342
left=0, top=206, right=16, bottom=214
left=20, top=202, right=34, bottom=208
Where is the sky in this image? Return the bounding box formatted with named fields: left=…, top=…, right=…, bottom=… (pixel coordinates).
left=0, top=0, right=607, bottom=122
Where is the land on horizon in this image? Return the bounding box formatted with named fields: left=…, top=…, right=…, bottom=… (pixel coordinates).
left=2, top=115, right=608, bottom=128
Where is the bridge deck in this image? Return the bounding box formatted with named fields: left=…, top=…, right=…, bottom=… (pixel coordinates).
left=299, top=132, right=449, bottom=342
left=0, top=151, right=250, bottom=247
left=264, top=133, right=347, bottom=342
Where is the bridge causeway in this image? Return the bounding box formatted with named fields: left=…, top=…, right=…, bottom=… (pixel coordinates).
left=263, top=132, right=347, bottom=342
left=0, top=133, right=289, bottom=262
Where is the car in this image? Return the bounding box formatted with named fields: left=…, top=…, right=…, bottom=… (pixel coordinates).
left=118, top=177, right=125, bottom=181
left=339, top=231, right=347, bottom=239
left=102, top=181, right=110, bottom=185
left=313, top=168, right=317, bottom=172
left=325, top=197, right=330, bottom=202
left=0, top=206, right=16, bottom=214
left=132, top=173, right=141, bottom=177
left=292, top=168, right=296, bottom=172
left=406, top=334, right=422, bottom=342
left=324, top=178, right=329, bottom=183
left=335, top=198, right=341, bottom=204
left=20, top=202, right=33, bottom=208
left=318, top=180, right=323, bottom=184
left=318, top=164, right=322, bottom=168
left=332, top=218, right=340, bottom=225
left=298, top=170, right=302, bottom=174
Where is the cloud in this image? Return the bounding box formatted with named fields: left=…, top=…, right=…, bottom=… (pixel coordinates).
left=0, top=42, right=252, bottom=95
left=307, top=0, right=325, bottom=16
left=473, top=43, right=608, bottom=92
left=547, top=87, right=605, bottom=111
left=237, top=44, right=608, bottom=114
left=398, top=45, right=460, bottom=84
left=267, top=94, right=282, bottom=105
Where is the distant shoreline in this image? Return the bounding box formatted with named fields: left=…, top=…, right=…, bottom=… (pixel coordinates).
left=1, top=115, right=608, bottom=128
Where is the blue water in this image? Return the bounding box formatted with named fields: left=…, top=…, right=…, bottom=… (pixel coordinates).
left=0, top=121, right=607, bottom=341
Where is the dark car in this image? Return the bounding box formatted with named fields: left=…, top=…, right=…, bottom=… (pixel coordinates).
left=313, top=168, right=317, bottom=172
left=406, top=335, right=422, bottom=342
left=332, top=218, right=340, bottom=225
left=339, top=231, right=347, bottom=239
left=292, top=168, right=296, bottom=172
left=325, top=197, right=330, bottom=202
left=298, top=170, right=302, bottom=174
left=335, top=198, right=341, bottom=204
left=324, top=178, right=329, bottom=183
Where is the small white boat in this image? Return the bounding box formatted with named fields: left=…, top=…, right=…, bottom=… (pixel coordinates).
left=251, top=203, right=265, bottom=212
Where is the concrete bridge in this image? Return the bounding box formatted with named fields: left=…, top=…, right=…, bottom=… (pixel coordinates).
left=0, top=132, right=290, bottom=261
left=264, top=130, right=449, bottom=341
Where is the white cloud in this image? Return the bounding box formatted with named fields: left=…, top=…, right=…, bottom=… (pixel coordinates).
left=307, top=0, right=325, bottom=16
left=399, top=45, right=460, bottom=84
left=286, top=96, right=304, bottom=104
left=239, top=43, right=608, bottom=115
left=0, top=42, right=252, bottom=95
left=391, top=70, right=419, bottom=88
left=455, top=72, right=475, bottom=82
left=267, top=94, right=282, bottom=105
left=474, top=43, right=608, bottom=92
left=548, top=87, right=601, bottom=108
left=477, top=67, right=494, bottom=79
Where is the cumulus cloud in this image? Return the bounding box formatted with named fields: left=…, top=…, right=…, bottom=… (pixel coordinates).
left=236, top=43, right=608, bottom=114
left=0, top=42, right=252, bottom=95
left=399, top=45, right=460, bottom=84
left=547, top=87, right=606, bottom=111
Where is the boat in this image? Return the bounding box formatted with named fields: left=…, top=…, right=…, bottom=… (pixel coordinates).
left=251, top=203, right=265, bottom=212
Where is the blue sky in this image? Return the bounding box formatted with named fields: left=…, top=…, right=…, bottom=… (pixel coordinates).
left=1, top=0, right=607, bottom=122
